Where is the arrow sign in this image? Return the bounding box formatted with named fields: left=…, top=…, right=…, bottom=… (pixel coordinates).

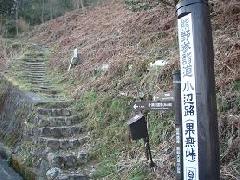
left=132, top=101, right=174, bottom=111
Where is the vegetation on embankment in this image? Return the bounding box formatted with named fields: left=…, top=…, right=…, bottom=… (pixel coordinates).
left=0, top=0, right=239, bottom=179
left=0, top=76, right=42, bottom=180
left=0, top=75, right=31, bottom=148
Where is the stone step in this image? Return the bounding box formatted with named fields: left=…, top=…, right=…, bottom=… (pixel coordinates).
left=34, top=115, right=80, bottom=127
left=30, top=78, right=45, bottom=81
left=29, top=79, right=48, bottom=82
left=32, top=89, right=52, bottom=94
left=27, top=74, right=46, bottom=77
left=37, top=108, right=72, bottom=117
left=25, top=70, right=46, bottom=74
left=34, top=89, right=59, bottom=95
left=21, top=58, right=46, bottom=63
left=26, top=69, right=46, bottom=72
left=24, top=62, right=45, bottom=65
left=24, top=63, right=45, bottom=66
left=23, top=65, right=46, bottom=68
left=29, top=78, right=48, bottom=82
left=33, top=88, right=59, bottom=94
left=31, top=84, right=50, bottom=88
left=37, top=86, right=58, bottom=90
left=38, top=136, right=87, bottom=151
left=57, top=173, right=89, bottom=180
left=26, top=65, right=46, bottom=68
left=31, top=81, right=47, bottom=84
left=35, top=101, right=73, bottom=109
left=28, top=68, right=46, bottom=71
left=22, top=60, right=46, bottom=64
left=46, top=168, right=89, bottom=180
left=47, top=151, right=89, bottom=169
left=27, top=68, right=46, bottom=71
left=38, top=125, right=83, bottom=138
left=27, top=70, right=46, bottom=73
left=25, top=67, right=46, bottom=70
left=42, top=94, right=65, bottom=100
left=27, top=76, right=45, bottom=79
left=24, top=52, right=45, bottom=57
left=37, top=86, right=54, bottom=90
left=24, top=73, right=46, bottom=76
left=27, top=80, right=46, bottom=84
left=24, top=77, right=45, bottom=80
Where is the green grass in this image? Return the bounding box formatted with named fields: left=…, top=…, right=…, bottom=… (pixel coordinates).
left=73, top=90, right=175, bottom=179
left=232, top=80, right=240, bottom=91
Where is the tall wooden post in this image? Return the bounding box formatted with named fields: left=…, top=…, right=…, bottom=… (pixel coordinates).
left=176, top=0, right=220, bottom=179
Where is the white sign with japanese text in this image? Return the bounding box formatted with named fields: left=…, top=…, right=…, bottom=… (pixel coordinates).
left=178, top=13, right=199, bottom=180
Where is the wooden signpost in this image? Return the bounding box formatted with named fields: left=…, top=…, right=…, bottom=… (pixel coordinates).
left=176, top=1, right=220, bottom=180
left=130, top=1, right=220, bottom=179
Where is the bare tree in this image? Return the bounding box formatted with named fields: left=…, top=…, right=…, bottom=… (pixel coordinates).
left=72, top=0, right=85, bottom=10
left=0, top=14, right=2, bottom=34
left=49, top=0, right=53, bottom=19
left=41, top=0, right=45, bottom=23
left=80, top=0, right=84, bottom=10
left=15, top=0, right=19, bottom=36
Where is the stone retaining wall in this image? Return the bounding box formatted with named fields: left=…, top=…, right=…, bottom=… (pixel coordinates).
left=0, top=75, right=38, bottom=180
left=0, top=75, right=33, bottom=147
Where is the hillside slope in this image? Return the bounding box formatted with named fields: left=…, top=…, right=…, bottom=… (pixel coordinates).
left=2, top=0, right=240, bottom=179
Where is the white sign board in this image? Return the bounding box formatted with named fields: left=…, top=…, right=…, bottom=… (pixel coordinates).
left=73, top=48, right=78, bottom=58
left=178, top=13, right=199, bottom=180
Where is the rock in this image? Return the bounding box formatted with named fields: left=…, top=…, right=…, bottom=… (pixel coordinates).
left=77, top=151, right=88, bottom=164
left=47, top=153, right=64, bottom=168
left=47, top=139, right=60, bottom=150
left=57, top=174, right=68, bottom=180
left=39, top=159, right=50, bottom=178
left=43, top=147, right=52, bottom=156
left=60, top=140, right=71, bottom=150
left=64, top=155, right=77, bottom=168
left=0, top=143, right=8, bottom=159
left=68, top=48, right=81, bottom=71
left=47, top=153, right=79, bottom=168
left=47, top=153, right=55, bottom=164
left=46, top=167, right=62, bottom=180
left=94, top=63, right=110, bottom=76
left=149, top=60, right=167, bottom=69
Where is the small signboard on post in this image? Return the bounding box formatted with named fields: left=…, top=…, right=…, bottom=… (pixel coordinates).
left=130, top=72, right=183, bottom=179
left=132, top=101, right=174, bottom=111
left=153, top=91, right=174, bottom=101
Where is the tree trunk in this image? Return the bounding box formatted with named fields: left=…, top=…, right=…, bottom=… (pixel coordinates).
left=16, top=2, right=19, bottom=36
left=41, top=0, right=45, bottom=23
left=80, top=0, right=84, bottom=10
left=0, top=14, right=2, bottom=34
left=50, top=0, right=53, bottom=19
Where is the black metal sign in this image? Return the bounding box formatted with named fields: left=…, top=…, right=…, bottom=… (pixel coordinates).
left=130, top=72, right=183, bottom=179
left=132, top=101, right=174, bottom=111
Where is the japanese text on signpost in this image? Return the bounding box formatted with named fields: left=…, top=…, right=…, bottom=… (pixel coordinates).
left=178, top=14, right=199, bottom=180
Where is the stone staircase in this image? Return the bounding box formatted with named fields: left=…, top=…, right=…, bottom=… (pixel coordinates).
left=34, top=106, right=90, bottom=180
left=6, top=45, right=92, bottom=180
